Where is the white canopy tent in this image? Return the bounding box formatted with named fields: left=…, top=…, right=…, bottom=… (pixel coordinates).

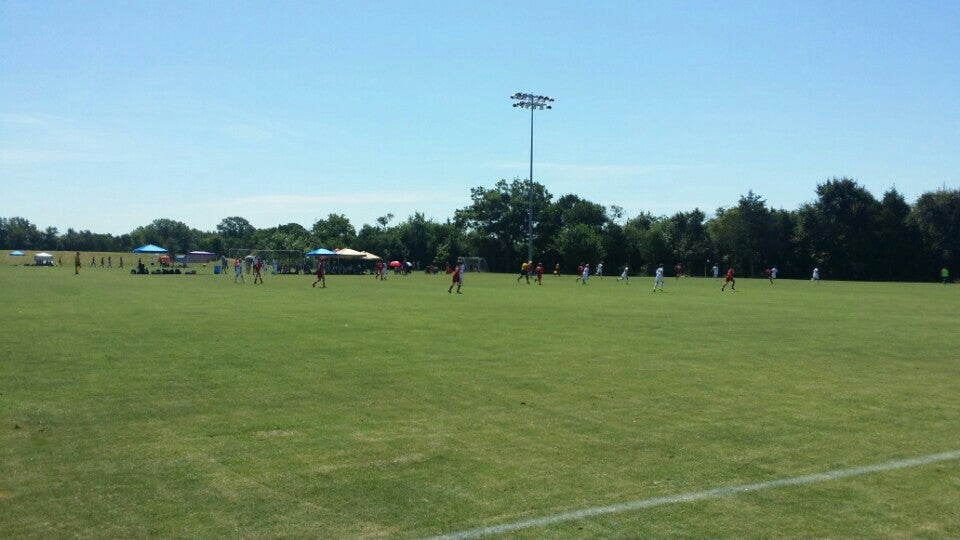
left=34, top=252, right=54, bottom=265
left=335, top=248, right=365, bottom=259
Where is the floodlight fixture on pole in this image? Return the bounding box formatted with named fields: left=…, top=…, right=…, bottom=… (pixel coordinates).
left=511, top=92, right=554, bottom=263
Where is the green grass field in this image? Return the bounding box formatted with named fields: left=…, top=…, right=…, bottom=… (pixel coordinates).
left=2, top=262, right=958, bottom=538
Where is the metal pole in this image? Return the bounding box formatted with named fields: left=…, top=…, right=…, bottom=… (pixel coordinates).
left=511, top=92, right=552, bottom=265
left=528, top=105, right=534, bottom=263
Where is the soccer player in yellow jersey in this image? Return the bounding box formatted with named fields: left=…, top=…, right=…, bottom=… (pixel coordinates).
left=517, top=260, right=530, bottom=283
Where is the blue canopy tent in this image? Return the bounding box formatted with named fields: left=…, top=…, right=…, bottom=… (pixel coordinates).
left=305, top=248, right=337, bottom=256
left=9, top=250, right=25, bottom=256
left=132, top=244, right=168, bottom=253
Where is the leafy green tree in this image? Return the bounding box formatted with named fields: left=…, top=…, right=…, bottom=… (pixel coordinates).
left=455, top=179, right=552, bottom=271
left=216, top=216, right=255, bottom=251
left=621, top=212, right=656, bottom=274
left=397, top=212, right=432, bottom=264
left=538, top=194, right=609, bottom=269
left=254, top=223, right=312, bottom=252
left=312, top=214, right=356, bottom=249
left=707, top=191, right=774, bottom=276
left=638, top=219, right=675, bottom=275
left=432, top=220, right=467, bottom=265
left=131, top=219, right=194, bottom=254
left=765, top=209, right=799, bottom=277
left=668, top=209, right=710, bottom=275
left=875, top=188, right=921, bottom=280
left=910, top=188, right=960, bottom=276
left=357, top=223, right=404, bottom=260
left=555, top=223, right=605, bottom=270
left=795, top=178, right=880, bottom=280
left=0, top=217, right=41, bottom=249
left=217, top=216, right=255, bottom=239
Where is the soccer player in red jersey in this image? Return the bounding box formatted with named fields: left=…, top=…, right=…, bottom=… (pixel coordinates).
left=253, top=258, right=264, bottom=284
left=721, top=266, right=736, bottom=291
left=312, top=258, right=326, bottom=288
left=448, top=262, right=462, bottom=293
left=535, top=263, right=544, bottom=285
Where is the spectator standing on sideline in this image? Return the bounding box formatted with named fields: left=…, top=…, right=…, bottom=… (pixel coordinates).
left=119, top=256, right=124, bottom=270
left=712, top=263, right=719, bottom=279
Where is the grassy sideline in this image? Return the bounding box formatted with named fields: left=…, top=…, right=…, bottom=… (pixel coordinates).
left=1, top=263, right=958, bottom=538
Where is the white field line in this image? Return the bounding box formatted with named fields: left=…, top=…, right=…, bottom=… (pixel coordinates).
left=427, top=450, right=960, bottom=540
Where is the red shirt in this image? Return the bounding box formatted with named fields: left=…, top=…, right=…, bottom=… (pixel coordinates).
left=726, top=268, right=735, bottom=279
left=316, top=261, right=324, bottom=276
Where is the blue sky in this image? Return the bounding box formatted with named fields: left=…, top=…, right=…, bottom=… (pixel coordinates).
left=2, top=1, right=958, bottom=235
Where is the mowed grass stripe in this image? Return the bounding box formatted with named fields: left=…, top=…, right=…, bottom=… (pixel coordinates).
left=1, top=266, right=958, bottom=537
left=429, top=450, right=960, bottom=539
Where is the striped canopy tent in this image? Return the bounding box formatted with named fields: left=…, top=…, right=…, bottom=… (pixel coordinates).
left=361, top=252, right=381, bottom=261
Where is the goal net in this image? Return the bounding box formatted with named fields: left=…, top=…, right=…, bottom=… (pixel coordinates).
left=227, top=249, right=305, bottom=274
left=458, top=256, right=489, bottom=273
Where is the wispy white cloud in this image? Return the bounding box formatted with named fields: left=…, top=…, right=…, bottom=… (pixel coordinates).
left=0, top=113, right=46, bottom=125
left=0, top=148, right=134, bottom=164
left=491, top=162, right=712, bottom=178
left=204, top=192, right=459, bottom=212
left=0, top=113, right=145, bottom=164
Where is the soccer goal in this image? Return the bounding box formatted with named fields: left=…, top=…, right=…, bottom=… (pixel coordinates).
left=227, top=249, right=305, bottom=274
left=458, top=256, right=489, bottom=273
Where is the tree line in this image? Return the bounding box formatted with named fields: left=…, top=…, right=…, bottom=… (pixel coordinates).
left=2, top=178, right=957, bottom=281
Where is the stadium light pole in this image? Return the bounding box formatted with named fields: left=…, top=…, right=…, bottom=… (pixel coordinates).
left=511, top=92, right=553, bottom=263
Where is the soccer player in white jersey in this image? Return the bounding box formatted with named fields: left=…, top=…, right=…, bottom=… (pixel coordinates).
left=653, top=263, right=665, bottom=291
left=618, top=266, right=629, bottom=284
